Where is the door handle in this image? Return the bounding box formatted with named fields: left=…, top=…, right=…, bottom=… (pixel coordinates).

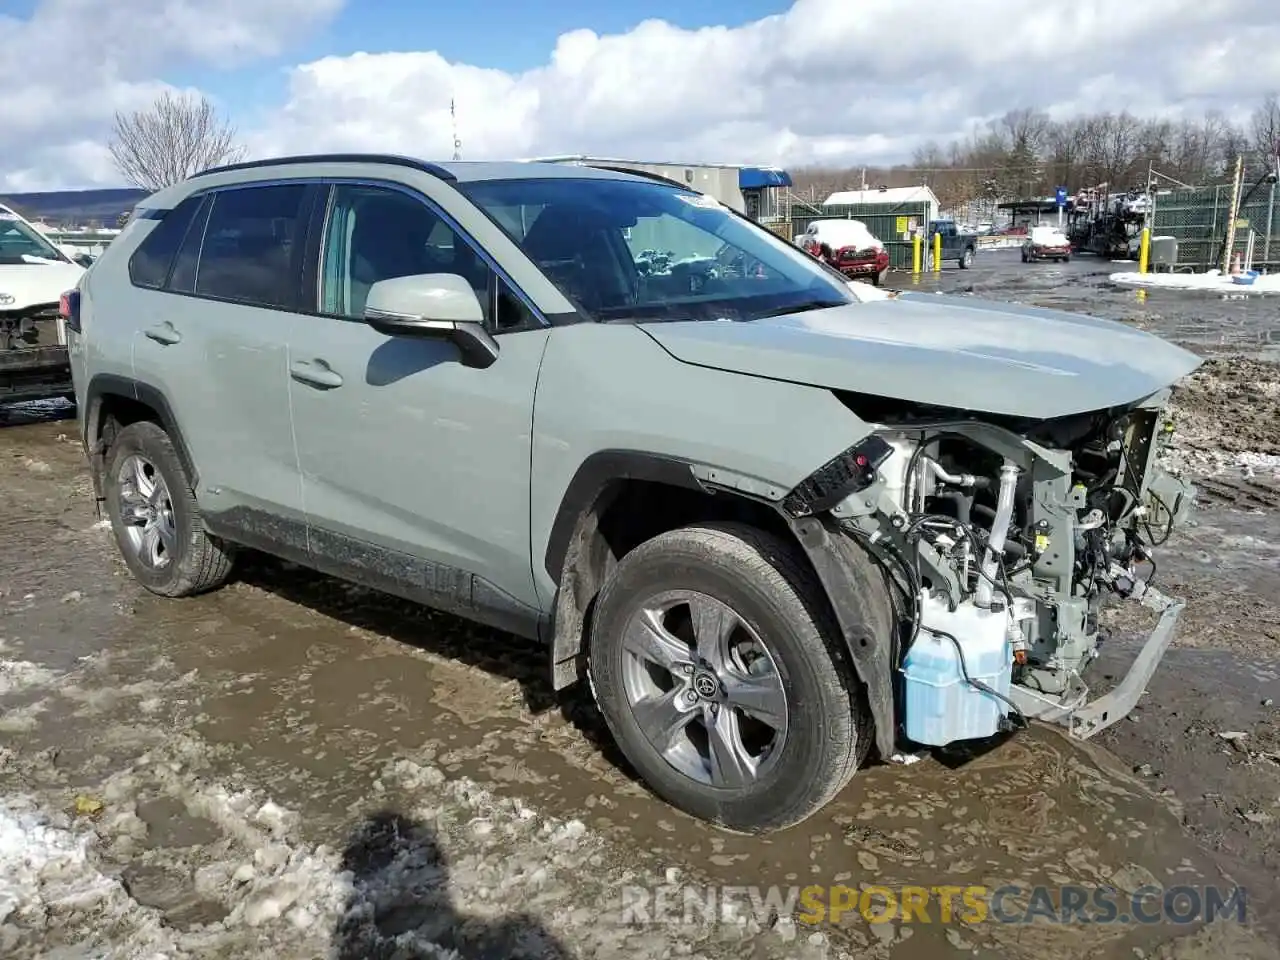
left=290, top=359, right=344, bottom=389
left=144, top=322, right=182, bottom=345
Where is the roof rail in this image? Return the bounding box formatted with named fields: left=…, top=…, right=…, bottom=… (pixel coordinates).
left=190, top=153, right=458, bottom=182
left=579, top=164, right=695, bottom=192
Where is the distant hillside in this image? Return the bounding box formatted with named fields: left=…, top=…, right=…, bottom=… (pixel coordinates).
left=0, top=188, right=148, bottom=226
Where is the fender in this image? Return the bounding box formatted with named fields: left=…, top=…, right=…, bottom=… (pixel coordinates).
left=543, top=449, right=707, bottom=585
left=787, top=515, right=898, bottom=761
left=82, top=373, right=199, bottom=498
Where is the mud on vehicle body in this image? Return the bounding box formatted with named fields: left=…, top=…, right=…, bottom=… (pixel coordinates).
left=70, top=154, right=1201, bottom=834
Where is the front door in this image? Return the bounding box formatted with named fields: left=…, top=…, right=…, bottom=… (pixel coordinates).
left=287, top=182, right=549, bottom=635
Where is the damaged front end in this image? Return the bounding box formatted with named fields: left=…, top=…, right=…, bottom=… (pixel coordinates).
left=783, top=390, right=1196, bottom=752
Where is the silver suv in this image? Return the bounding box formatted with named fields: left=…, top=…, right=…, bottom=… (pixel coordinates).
left=68, top=154, right=1200, bottom=833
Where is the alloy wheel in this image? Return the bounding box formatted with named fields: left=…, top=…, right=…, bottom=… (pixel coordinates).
left=618, top=589, right=788, bottom=788
left=116, top=454, right=177, bottom=570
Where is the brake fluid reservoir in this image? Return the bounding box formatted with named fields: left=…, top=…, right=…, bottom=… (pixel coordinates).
left=901, top=591, right=1013, bottom=746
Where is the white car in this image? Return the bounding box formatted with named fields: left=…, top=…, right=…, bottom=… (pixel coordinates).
left=0, top=204, right=86, bottom=405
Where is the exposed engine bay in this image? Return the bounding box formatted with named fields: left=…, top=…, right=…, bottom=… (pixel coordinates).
left=802, top=390, right=1196, bottom=748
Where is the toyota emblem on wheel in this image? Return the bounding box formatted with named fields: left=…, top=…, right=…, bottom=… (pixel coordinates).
left=0, top=293, right=14, bottom=305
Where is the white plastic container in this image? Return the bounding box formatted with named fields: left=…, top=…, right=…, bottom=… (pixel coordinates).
left=901, top=592, right=1013, bottom=746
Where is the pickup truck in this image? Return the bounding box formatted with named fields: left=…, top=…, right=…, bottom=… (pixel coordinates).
left=927, top=220, right=977, bottom=270
left=0, top=204, right=85, bottom=407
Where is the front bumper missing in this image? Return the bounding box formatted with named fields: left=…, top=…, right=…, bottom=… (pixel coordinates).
left=1006, top=586, right=1184, bottom=740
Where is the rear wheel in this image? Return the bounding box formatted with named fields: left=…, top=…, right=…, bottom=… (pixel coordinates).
left=104, top=421, right=234, bottom=597
left=587, top=522, right=872, bottom=833
left=960, top=248, right=974, bottom=269
left=1021, top=250, right=1029, bottom=263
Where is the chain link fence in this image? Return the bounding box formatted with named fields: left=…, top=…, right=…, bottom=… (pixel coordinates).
left=784, top=199, right=935, bottom=269
left=1152, top=183, right=1280, bottom=270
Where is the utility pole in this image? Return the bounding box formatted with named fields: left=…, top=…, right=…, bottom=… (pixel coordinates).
left=1265, top=152, right=1278, bottom=267
left=1221, top=154, right=1244, bottom=274
left=451, top=99, right=462, bottom=161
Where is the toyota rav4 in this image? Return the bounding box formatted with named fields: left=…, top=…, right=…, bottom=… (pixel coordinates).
left=68, top=154, right=1199, bottom=834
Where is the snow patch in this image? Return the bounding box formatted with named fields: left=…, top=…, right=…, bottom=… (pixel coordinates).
left=0, top=655, right=57, bottom=697
left=1110, top=269, right=1280, bottom=293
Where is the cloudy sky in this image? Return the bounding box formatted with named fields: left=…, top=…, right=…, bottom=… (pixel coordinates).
left=2, top=0, right=1278, bottom=192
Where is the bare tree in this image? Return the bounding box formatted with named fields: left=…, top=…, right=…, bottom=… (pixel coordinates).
left=109, top=91, right=246, bottom=191
left=1250, top=93, right=1280, bottom=168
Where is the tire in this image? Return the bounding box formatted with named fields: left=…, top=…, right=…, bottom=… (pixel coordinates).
left=1021, top=250, right=1028, bottom=263
left=1063, top=255, right=1071, bottom=263
left=959, top=249, right=974, bottom=269
left=587, top=522, right=873, bottom=834
left=870, top=271, right=882, bottom=286
left=103, top=420, right=234, bottom=597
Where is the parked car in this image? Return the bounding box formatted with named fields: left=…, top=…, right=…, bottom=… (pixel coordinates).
left=798, top=219, right=891, bottom=285
left=927, top=219, right=977, bottom=269
left=1022, top=225, right=1072, bottom=263
left=0, top=203, right=85, bottom=406
left=69, top=154, right=1199, bottom=834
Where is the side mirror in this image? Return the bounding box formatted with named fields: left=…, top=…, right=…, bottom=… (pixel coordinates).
left=363, top=273, right=499, bottom=369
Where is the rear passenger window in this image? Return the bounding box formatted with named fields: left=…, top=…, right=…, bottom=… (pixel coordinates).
left=167, top=197, right=211, bottom=294
left=194, top=184, right=309, bottom=310
left=127, top=195, right=203, bottom=289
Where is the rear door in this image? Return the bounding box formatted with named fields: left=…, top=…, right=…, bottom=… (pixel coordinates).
left=128, top=182, right=320, bottom=540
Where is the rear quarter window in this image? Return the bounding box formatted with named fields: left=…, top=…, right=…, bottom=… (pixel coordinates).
left=127, top=196, right=204, bottom=289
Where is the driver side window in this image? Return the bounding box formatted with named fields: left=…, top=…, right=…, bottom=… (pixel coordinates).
left=320, top=184, right=494, bottom=324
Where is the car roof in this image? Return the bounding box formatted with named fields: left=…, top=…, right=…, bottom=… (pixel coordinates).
left=137, top=154, right=685, bottom=212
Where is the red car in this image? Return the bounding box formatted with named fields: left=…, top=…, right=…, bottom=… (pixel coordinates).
left=799, top=219, right=891, bottom=285
left=1021, top=226, right=1072, bottom=263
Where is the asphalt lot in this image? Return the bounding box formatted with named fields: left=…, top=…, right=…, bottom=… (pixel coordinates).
left=3, top=253, right=1280, bottom=959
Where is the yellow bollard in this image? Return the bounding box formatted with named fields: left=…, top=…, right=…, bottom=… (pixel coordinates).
left=912, top=235, right=922, bottom=274
left=1138, top=227, right=1150, bottom=274
left=932, top=231, right=942, bottom=272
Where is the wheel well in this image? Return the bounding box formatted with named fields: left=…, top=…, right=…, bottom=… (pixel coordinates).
left=85, top=391, right=164, bottom=500
left=549, top=478, right=811, bottom=690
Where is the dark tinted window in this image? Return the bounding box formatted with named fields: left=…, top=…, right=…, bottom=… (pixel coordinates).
left=127, top=195, right=203, bottom=288
left=495, top=277, right=535, bottom=332
left=194, top=184, right=309, bottom=309
left=167, top=196, right=211, bottom=294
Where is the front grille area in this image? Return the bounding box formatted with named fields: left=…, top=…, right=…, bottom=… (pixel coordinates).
left=0, top=303, right=61, bottom=351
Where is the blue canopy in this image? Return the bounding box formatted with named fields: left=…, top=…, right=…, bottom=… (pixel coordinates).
left=738, top=167, right=792, bottom=189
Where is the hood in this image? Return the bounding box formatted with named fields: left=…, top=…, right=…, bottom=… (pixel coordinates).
left=0, top=260, right=85, bottom=310
left=638, top=292, right=1203, bottom=420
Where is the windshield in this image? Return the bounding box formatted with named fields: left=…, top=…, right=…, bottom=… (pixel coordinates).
left=460, top=177, right=855, bottom=322
left=0, top=210, right=67, bottom=264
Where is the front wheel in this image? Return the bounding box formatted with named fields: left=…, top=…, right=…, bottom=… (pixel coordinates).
left=959, top=249, right=974, bottom=269
left=587, top=523, right=873, bottom=834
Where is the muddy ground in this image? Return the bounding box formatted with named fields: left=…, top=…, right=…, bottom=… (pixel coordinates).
left=3, top=252, right=1280, bottom=959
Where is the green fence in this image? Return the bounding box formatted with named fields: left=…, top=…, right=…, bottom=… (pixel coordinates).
left=791, top=201, right=934, bottom=269
left=1152, top=184, right=1280, bottom=270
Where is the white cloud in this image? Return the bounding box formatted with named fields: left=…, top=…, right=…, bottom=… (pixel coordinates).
left=5, top=0, right=1280, bottom=192
left=250, top=0, right=1280, bottom=169
left=0, top=0, right=342, bottom=191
